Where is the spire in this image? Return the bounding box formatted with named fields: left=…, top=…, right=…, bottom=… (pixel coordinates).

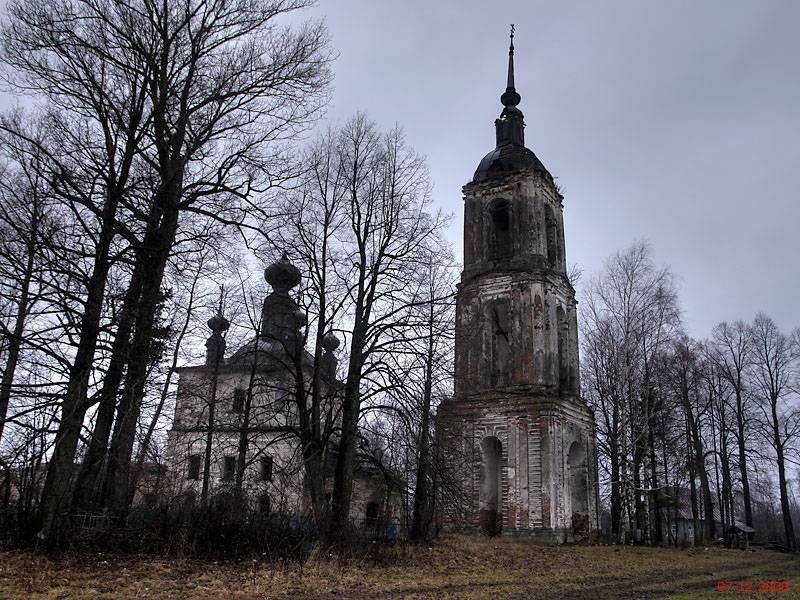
left=495, top=24, right=525, bottom=147
left=502, top=24, right=520, bottom=107
left=205, top=285, right=230, bottom=366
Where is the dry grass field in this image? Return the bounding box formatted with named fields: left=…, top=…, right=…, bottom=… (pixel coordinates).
left=1, top=535, right=798, bottom=599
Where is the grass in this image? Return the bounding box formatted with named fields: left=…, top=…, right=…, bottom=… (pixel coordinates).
left=0, top=535, right=798, bottom=599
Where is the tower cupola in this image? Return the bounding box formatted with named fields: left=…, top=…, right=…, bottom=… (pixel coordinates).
left=473, top=26, right=550, bottom=183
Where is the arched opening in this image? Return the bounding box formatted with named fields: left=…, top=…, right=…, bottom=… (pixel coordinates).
left=557, top=306, right=569, bottom=389
left=490, top=299, right=511, bottom=387
left=533, top=294, right=543, bottom=329
left=259, top=493, right=271, bottom=515
left=545, top=204, right=558, bottom=268
left=479, top=436, right=502, bottom=536
left=365, top=501, right=381, bottom=535
left=568, top=441, right=590, bottom=536
left=366, top=502, right=381, bottom=527
left=489, top=199, right=512, bottom=259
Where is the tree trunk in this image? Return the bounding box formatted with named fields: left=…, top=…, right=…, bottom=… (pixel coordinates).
left=201, top=355, right=222, bottom=507
left=296, top=330, right=330, bottom=532
left=103, top=203, right=179, bottom=518
left=328, top=363, right=362, bottom=539
left=328, top=318, right=366, bottom=542
left=687, top=425, right=700, bottom=545
left=771, top=406, right=796, bottom=551
left=610, top=434, right=622, bottom=543
left=648, top=414, right=662, bottom=545
left=234, top=346, right=261, bottom=501
left=683, top=386, right=715, bottom=543
left=72, top=265, right=143, bottom=511
left=734, top=387, right=753, bottom=529
left=411, top=306, right=435, bottom=541
left=37, top=188, right=120, bottom=547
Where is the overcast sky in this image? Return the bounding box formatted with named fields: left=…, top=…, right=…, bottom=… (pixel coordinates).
left=0, top=1, right=796, bottom=339
left=312, top=0, right=799, bottom=339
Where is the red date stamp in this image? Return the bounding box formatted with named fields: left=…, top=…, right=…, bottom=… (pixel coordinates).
left=717, top=581, right=789, bottom=593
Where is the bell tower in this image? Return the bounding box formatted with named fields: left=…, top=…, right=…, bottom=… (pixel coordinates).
left=439, top=27, right=598, bottom=541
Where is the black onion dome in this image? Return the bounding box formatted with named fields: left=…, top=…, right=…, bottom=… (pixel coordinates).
left=207, top=313, right=230, bottom=332
left=321, top=331, right=340, bottom=352
left=264, top=252, right=301, bottom=292
left=293, top=307, right=308, bottom=328
left=473, top=144, right=549, bottom=182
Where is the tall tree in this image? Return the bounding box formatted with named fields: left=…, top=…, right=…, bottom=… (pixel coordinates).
left=581, top=240, right=680, bottom=543
left=668, top=339, right=716, bottom=544
left=1, top=0, right=331, bottom=543
left=325, top=117, right=444, bottom=542
left=749, top=314, right=798, bottom=551
left=710, top=320, right=754, bottom=529
left=265, top=117, right=449, bottom=540
left=407, top=248, right=456, bottom=541
left=100, top=0, right=331, bottom=520
left=2, top=1, right=154, bottom=544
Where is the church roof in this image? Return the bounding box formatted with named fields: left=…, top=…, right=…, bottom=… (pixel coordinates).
left=226, top=336, right=314, bottom=369
left=227, top=337, right=285, bottom=367
left=473, top=143, right=549, bottom=182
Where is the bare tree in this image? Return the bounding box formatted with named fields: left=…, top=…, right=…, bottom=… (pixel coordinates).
left=1, top=0, right=331, bottom=543
left=1, top=0, right=163, bottom=544
left=749, top=313, right=798, bottom=551
left=406, top=249, right=456, bottom=541
left=324, top=118, right=444, bottom=542
left=581, top=240, right=680, bottom=543
left=265, top=115, right=448, bottom=541
left=710, top=320, right=755, bottom=530
left=100, top=0, right=332, bottom=521
left=0, top=139, right=53, bottom=445
left=667, top=338, right=716, bottom=543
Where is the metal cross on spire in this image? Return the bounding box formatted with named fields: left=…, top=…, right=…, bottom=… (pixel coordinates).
left=507, top=24, right=516, bottom=91
left=502, top=24, right=521, bottom=107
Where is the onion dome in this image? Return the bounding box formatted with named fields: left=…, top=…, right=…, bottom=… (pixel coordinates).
left=264, top=251, right=301, bottom=292
left=322, top=331, right=340, bottom=352
left=207, top=313, right=230, bottom=333
left=293, top=307, right=308, bottom=328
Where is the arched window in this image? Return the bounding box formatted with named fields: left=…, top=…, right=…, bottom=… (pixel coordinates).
left=557, top=306, right=569, bottom=388
left=545, top=204, right=558, bottom=267
left=489, top=199, right=512, bottom=259
left=490, top=299, right=511, bottom=387
left=232, top=388, right=245, bottom=413
left=365, top=501, right=381, bottom=534
left=568, top=441, right=590, bottom=535
left=180, top=490, right=196, bottom=511
left=479, top=436, right=502, bottom=536
left=533, top=295, right=543, bottom=329
left=259, top=493, right=271, bottom=514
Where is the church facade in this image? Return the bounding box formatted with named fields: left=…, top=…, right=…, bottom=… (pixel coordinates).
left=438, top=32, right=598, bottom=541
left=164, top=256, right=402, bottom=528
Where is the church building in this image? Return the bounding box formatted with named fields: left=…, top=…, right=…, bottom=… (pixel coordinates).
left=439, top=30, right=598, bottom=541
left=164, top=255, right=402, bottom=528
